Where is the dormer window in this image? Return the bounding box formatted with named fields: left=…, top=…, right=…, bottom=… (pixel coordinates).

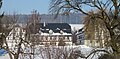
left=56, top=28, right=60, bottom=30
left=63, top=29, right=67, bottom=30
left=46, top=29, right=49, bottom=30
left=60, top=30, right=64, bottom=34
left=49, top=30, right=53, bottom=34
left=39, top=30, right=42, bottom=33
left=41, top=28, right=45, bottom=30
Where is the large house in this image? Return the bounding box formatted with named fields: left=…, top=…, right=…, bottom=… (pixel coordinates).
left=27, top=23, right=73, bottom=46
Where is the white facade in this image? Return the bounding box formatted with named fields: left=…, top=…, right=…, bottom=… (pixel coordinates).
left=31, top=32, right=73, bottom=46
left=6, top=24, right=73, bottom=48
left=6, top=26, right=26, bottom=50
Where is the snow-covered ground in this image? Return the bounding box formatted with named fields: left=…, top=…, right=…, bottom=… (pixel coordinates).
left=0, top=45, right=108, bottom=59
left=0, top=54, right=10, bottom=59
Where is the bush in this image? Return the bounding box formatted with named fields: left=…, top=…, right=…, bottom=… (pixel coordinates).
left=58, top=39, right=65, bottom=46
left=98, top=54, right=114, bottom=59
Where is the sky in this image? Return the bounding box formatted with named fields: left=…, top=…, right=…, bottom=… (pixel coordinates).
left=1, top=0, right=50, bottom=14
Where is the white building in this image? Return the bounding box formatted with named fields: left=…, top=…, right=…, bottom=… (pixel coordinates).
left=27, top=23, right=73, bottom=46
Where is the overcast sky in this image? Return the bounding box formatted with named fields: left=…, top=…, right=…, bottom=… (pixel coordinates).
left=1, top=0, right=50, bottom=14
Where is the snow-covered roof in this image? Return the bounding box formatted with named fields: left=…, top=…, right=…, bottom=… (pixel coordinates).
left=40, top=33, right=72, bottom=36
left=41, top=33, right=49, bottom=35
left=69, top=24, right=84, bottom=31
left=28, top=23, right=72, bottom=34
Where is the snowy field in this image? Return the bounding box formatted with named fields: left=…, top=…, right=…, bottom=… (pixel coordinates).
left=0, top=54, right=10, bottom=59
left=0, top=45, right=108, bottom=59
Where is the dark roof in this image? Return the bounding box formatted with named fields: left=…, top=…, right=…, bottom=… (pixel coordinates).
left=76, top=28, right=84, bottom=35
left=78, top=28, right=84, bottom=32
left=27, top=23, right=71, bottom=34
left=40, top=23, right=71, bottom=33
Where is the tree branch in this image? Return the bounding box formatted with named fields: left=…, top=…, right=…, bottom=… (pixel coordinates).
left=65, top=0, right=89, bottom=15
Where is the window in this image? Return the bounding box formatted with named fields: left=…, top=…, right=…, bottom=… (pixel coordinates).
left=69, top=37, right=72, bottom=41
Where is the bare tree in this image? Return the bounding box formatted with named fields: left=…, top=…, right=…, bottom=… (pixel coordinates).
left=24, top=10, right=41, bottom=59
left=27, top=10, right=40, bottom=34
left=0, top=12, right=31, bottom=59
left=50, top=0, right=120, bottom=58
left=0, top=0, right=4, bottom=48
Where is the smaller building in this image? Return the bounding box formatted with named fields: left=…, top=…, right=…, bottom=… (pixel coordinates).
left=6, top=24, right=26, bottom=50
left=69, top=24, right=84, bottom=45
left=76, top=28, right=84, bottom=45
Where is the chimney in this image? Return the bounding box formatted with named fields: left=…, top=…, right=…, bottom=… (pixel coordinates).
left=43, top=22, right=46, bottom=27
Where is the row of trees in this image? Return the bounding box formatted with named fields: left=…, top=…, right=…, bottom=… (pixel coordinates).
left=0, top=0, right=120, bottom=59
